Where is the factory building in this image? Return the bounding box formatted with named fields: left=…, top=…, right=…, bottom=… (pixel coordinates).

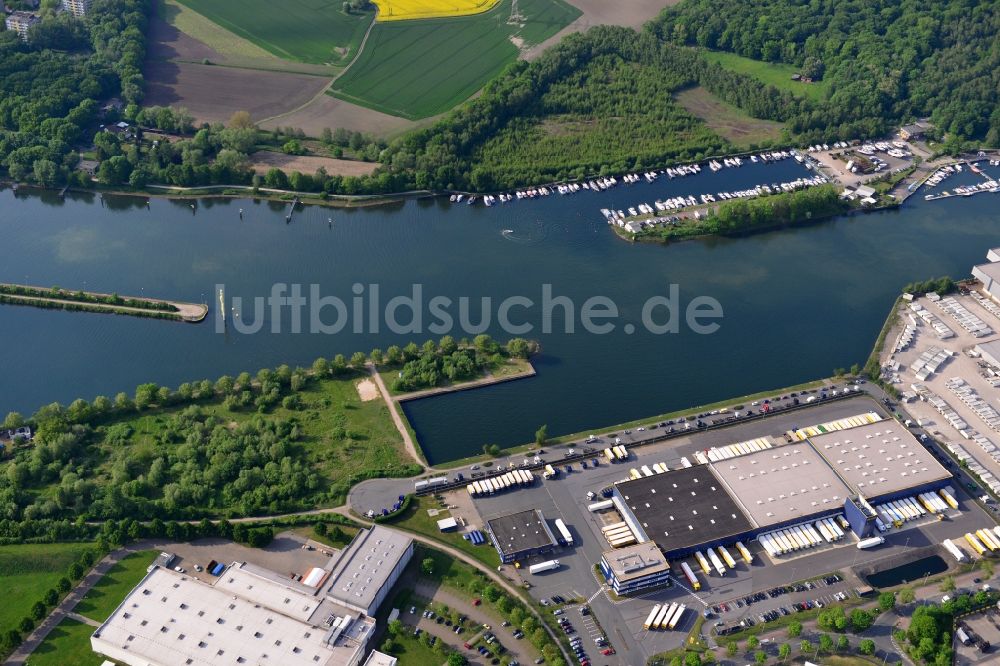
left=90, top=526, right=412, bottom=666
left=611, top=416, right=952, bottom=558
left=485, top=509, right=559, bottom=563
left=599, top=541, right=670, bottom=595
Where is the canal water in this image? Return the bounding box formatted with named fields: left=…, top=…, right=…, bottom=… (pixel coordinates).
left=0, top=162, right=998, bottom=463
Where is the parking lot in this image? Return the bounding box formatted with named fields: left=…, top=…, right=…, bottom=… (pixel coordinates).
left=435, top=393, right=1000, bottom=665
left=955, top=607, right=1000, bottom=665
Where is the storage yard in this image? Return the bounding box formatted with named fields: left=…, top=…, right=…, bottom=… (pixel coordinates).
left=422, top=394, right=999, bottom=663
left=882, top=250, right=1000, bottom=502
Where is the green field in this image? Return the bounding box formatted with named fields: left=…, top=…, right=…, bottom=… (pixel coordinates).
left=74, top=551, right=157, bottom=623
left=330, top=0, right=580, bottom=119
left=701, top=50, right=830, bottom=101
left=24, top=618, right=100, bottom=666
left=175, top=0, right=373, bottom=65
left=0, top=542, right=94, bottom=632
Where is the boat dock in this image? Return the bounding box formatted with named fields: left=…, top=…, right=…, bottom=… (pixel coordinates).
left=921, top=160, right=999, bottom=202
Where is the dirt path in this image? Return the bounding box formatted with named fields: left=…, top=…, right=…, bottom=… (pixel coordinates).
left=369, top=363, right=429, bottom=468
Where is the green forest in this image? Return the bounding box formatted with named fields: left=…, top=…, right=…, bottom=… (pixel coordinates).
left=3, top=0, right=1000, bottom=196
left=0, top=0, right=149, bottom=187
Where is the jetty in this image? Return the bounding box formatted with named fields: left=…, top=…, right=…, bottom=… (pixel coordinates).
left=286, top=197, right=300, bottom=222
left=0, top=283, right=208, bottom=323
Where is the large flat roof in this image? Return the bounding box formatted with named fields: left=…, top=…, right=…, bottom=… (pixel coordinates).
left=809, top=421, right=952, bottom=499
left=486, top=509, right=557, bottom=557
left=601, top=542, right=669, bottom=583
left=92, top=567, right=371, bottom=666
left=711, top=443, right=853, bottom=528
left=974, top=261, right=1000, bottom=282
left=324, top=525, right=412, bottom=611
left=617, top=466, right=753, bottom=554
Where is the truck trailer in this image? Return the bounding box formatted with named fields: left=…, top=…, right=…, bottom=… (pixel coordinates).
left=528, top=559, right=561, bottom=574
left=680, top=561, right=701, bottom=590
left=554, top=518, right=574, bottom=546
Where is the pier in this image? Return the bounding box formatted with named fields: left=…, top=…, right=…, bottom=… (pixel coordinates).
left=286, top=197, right=300, bottom=222
left=0, top=283, right=208, bottom=323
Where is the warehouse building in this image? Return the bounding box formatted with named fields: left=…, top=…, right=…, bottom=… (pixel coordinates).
left=972, top=249, right=1000, bottom=302
left=599, top=541, right=670, bottom=595
left=323, top=526, right=413, bottom=616
left=91, top=566, right=375, bottom=666
left=485, top=509, right=558, bottom=563
left=611, top=417, right=952, bottom=558
left=91, top=526, right=411, bottom=666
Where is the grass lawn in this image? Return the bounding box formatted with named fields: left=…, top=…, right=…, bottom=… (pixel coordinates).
left=701, top=50, right=830, bottom=101
left=385, top=496, right=500, bottom=569
left=379, top=629, right=444, bottom=665
left=174, top=0, right=374, bottom=65
left=74, top=551, right=157, bottom=623
left=23, top=618, right=99, bottom=666
left=674, top=86, right=785, bottom=146
left=0, top=542, right=94, bottom=633
left=330, top=0, right=579, bottom=119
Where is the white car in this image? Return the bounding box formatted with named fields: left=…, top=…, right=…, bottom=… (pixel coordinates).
left=174, top=566, right=185, bottom=573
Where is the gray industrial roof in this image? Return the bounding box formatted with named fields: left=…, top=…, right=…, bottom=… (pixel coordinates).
left=617, top=466, right=753, bottom=554
left=809, top=421, right=951, bottom=500
left=601, top=542, right=670, bottom=583
left=324, top=526, right=412, bottom=612
left=91, top=566, right=372, bottom=666
left=711, top=443, right=853, bottom=528
left=486, top=509, right=558, bottom=557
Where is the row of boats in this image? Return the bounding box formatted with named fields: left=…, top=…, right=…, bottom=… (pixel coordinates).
left=600, top=174, right=830, bottom=223
left=452, top=150, right=799, bottom=207
left=924, top=163, right=962, bottom=188
left=925, top=180, right=1000, bottom=200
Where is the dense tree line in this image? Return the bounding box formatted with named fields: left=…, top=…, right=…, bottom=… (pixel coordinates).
left=641, top=184, right=847, bottom=240
left=386, top=334, right=534, bottom=392
left=652, top=0, right=1000, bottom=145
left=0, top=0, right=150, bottom=186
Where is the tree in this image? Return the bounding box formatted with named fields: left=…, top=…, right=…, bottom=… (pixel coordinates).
left=43, top=588, right=59, bottom=606
left=850, top=609, right=874, bottom=632
left=980, top=558, right=994, bottom=578
left=421, top=557, right=435, bottom=575
left=899, top=587, right=916, bottom=604
left=747, top=635, right=759, bottom=650
left=836, top=635, right=849, bottom=651
left=859, top=638, right=876, bottom=655
left=778, top=643, right=791, bottom=660
left=507, top=337, right=531, bottom=358
left=447, top=654, right=468, bottom=666
left=878, top=591, right=896, bottom=611
left=535, top=424, right=548, bottom=446
left=819, top=633, right=833, bottom=653
left=799, top=640, right=813, bottom=654
left=754, top=651, right=766, bottom=665
left=30, top=601, right=47, bottom=620
left=684, top=653, right=701, bottom=666
left=3, top=411, right=25, bottom=429
left=940, top=576, right=956, bottom=592
left=18, top=617, right=34, bottom=634
left=228, top=111, right=255, bottom=129
left=726, top=641, right=739, bottom=657
left=370, top=348, right=383, bottom=366
left=387, top=619, right=403, bottom=636
left=787, top=620, right=802, bottom=638
left=283, top=139, right=303, bottom=155
left=350, top=351, right=368, bottom=368
left=57, top=577, right=72, bottom=593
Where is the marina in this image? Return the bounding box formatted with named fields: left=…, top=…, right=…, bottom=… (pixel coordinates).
left=2, top=157, right=1000, bottom=461
left=921, top=161, right=999, bottom=201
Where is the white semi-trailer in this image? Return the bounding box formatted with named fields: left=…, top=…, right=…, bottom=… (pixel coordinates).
left=528, top=559, right=561, bottom=574
left=707, top=549, right=726, bottom=576
left=857, top=536, right=885, bottom=550
left=554, top=518, right=574, bottom=546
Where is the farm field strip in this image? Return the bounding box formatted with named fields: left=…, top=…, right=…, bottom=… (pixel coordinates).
left=331, top=0, right=579, bottom=119
left=174, top=0, right=373, bottom=65
left=373, top=0, right=500, bottom=22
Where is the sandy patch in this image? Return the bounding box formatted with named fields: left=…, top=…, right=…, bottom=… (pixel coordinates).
left=356, top=378, right=379, bottom=401
left=258, top=94, right=422, bottom=138
left=251, top=151, right=379, bottom=177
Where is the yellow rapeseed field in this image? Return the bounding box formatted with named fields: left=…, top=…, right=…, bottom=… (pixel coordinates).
left=372, top=0, right=501, bottom=22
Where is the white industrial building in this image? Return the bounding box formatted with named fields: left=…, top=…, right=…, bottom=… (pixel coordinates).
left=91, top=526, right=412, bottom=666
left=971, top=248, right=1000, bottom=302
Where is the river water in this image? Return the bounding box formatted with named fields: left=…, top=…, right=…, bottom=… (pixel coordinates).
left=1, top=161, right=997, bottom=463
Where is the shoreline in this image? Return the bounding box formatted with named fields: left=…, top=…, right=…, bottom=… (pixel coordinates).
left=0, top=283, right=208, bottom=323
left=394, top=360, right=536, bottom=403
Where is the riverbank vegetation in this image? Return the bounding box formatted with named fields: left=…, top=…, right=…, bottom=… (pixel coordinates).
left=378, top=334, right=536, bottom=393
left=0, top=359, right=419, bottom=534
left=0, top=284, right=177, bottom=313
left=636, top=184, right=847, bottom=241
